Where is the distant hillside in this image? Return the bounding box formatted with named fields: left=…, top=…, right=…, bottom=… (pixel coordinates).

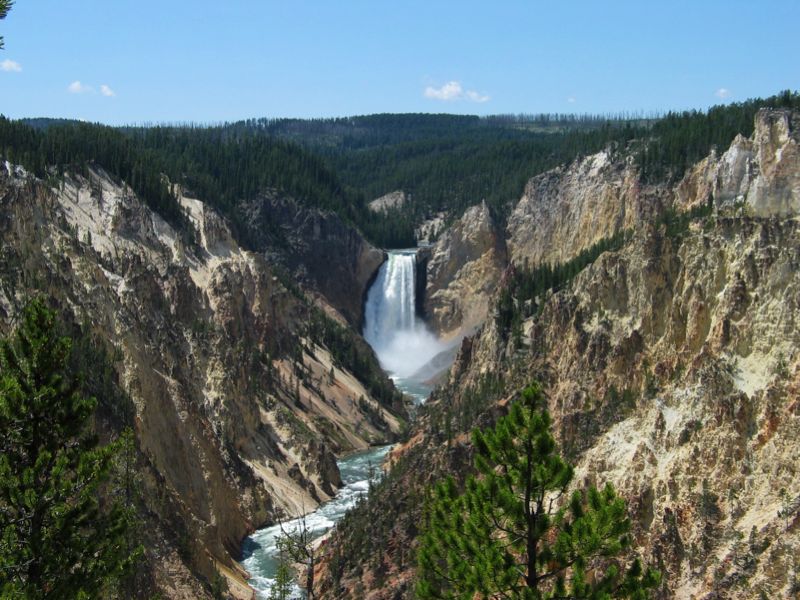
left=18, top=117, right=85, bottom=130
left=227, top=112, right=636, bottom=149
left=0, top=117, right=416, bottom=247
left=228, top=92, right=800, bottom=237
left=3, top=92, right=799, bottom=250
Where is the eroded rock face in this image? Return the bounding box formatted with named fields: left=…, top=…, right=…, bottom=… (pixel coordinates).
left=368, top=190, right=406, bottom=213
left=514, top=219, right=800, bottom=598
left=0, top=166, right=406, bottom=599
left=506, top=149, right=661, bottom=267
left=317, top=109, right=800, bottom=600
left=238, top=192, right=385, bottom=327
left=677, top=108, right=800, bottom=217
left=427, top=108, right=800, bottom=344
left=422, top=202, right=507, bottom=339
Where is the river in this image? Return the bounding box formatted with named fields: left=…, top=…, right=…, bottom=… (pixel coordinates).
left=240, top=250, right=440, bottom=597
left=240, top=444, right=395, bottom=598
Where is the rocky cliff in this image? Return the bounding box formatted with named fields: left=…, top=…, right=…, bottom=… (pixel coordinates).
left=317, top=108, right=800, bottom=599
left=420, top=109, right=799, bottom=340
left=238, top=191, right=385, bottom=327
left=368, top=190, right=407, bottom=213
left=676, top=108, right=800, bottom=217
left=506, top=147, right=661, bottom=266
left=421, top=201, right=507, bottom=341
left=0, top=165, right=407, bottom=599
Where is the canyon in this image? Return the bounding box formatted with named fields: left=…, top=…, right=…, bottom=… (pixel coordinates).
left=0, top=106, right=798, bottom=599
left=316, top=108, right=800, bottom=599
left=0, top=164, right=407, bottom=598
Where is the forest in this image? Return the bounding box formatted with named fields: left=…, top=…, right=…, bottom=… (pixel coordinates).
left=1, top=90, right=798, bottom=251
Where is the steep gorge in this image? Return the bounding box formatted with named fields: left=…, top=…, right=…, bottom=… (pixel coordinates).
left=317, top=108, right=800, bottom=599
left=0, top=164, right=406, bottom=598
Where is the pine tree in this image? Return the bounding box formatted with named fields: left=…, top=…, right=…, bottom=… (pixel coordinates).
left=417, top=383, right=660, bottom=599
left=0, top=0, right=12, bottom=50
left=276, top=514, right=317, bottom=600
left=269, top=537, right=295, bottom=600
left=0, top=299, right=139, bottom=598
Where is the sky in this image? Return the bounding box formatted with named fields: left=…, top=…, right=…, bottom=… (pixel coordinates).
left=0, top=0, right=798, bottom=125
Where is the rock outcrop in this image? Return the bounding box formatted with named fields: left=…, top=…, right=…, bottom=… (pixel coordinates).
left=506, top=148, right=661, bottom=267
left=368, top=190, right=406, bottom=213
left=415, top=211, right=447, bottom=246
left=422, top=108, right=799, bottom=342
left=469, top=218, right=800, bottom=598
left=0, top=166, right=406, bottom=599
left=422, top=202, right=506, bottom=340
left=677, top=108, right=800, bottom=217
left=238, top=191, right=385, bottom=327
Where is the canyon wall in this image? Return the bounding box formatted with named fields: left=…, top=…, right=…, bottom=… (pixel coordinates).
left=422, top=201, right=507, bottom=340
left=318, top=108, right=800, bottom=599
left=0, top=166, right=406, bottom=598
left=238, top=191, right=385, bottom=327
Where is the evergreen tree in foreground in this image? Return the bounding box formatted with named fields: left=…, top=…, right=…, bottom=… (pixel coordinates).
left=269, top=536, right=296, bottom=600
left=274, top=514, right=317, bottom=600
left=0, top=0, right=12, bottom=50
left=417, top=383, right=660, bottom=599
left=0, top=299, right=139, bottom=598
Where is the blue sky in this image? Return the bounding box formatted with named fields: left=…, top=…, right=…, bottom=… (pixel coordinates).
left=0, top=0, right=798, bottom=125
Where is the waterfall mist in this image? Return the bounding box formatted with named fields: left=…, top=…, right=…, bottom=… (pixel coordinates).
left=363, top=251, right=446, bottom=382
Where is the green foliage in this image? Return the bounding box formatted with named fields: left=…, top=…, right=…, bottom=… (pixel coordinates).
left=234, top=112, right=629, bottom=150
left=210, top=570, right=229, bottom=600
left=69, top=328, right=134, bottom=430
left=269, top=537, right=295, bottom=600
left=2, top=91, right=796, bottom=251
left=251, top=91, right=798, bottom=232
left=323, top=121, right=641, bottom=228
left=496, top=231, right=629, bottom=338
left=0, top=0, right=12, bottom=50
left=417, top=383, right=660, bottom=599
left=0, top=119, right=194, bottom=241
left=658, top=198, right=713, bottom=240
left=0, top=299, right=141, bottom=598
left=427, top=372, right=506, bottom=440
left=0, top=117, right=414, bottom=248
left=636, top=90, right=800, bottom=183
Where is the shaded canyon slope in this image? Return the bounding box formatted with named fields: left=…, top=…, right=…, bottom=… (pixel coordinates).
left=317, top=108, right=800, bottom=599
left=0, top=165, right=406, bottom=599
left=237, top=191, right=385, bottom=327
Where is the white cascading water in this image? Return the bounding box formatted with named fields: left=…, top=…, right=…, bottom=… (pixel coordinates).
left=243, top=251, right=447, bottom=596
left=363, top=250, right=445, bottom=383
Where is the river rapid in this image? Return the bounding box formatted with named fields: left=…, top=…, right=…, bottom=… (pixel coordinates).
left=241, top=250, right=441, bottom=597
left=240, top=445, right=394, bottom=597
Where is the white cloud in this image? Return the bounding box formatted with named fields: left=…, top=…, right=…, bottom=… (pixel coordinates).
left=424, top=80, right=490, bottom=103
left=100, top=84, right=116, bottom=97
left=424, top=81, right=463, bottom=101
left=1, top=59, right=22, bottom=72
left=567, top=96, right=576, bottom=104
left=68, top=80, right=93, bottom=94
left=465, top=90, right=490, bottom=103
left=715, top=87, right=731, bottom=99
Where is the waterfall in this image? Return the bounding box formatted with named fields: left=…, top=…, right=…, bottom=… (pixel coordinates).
left=363, top=251, right=445, bottom=383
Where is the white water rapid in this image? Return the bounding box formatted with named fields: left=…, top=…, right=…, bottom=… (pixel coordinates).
left=241, top=445, right=392, bottom=598
left=241, top=250, right=446, bottom=597
left=363, top=250, right=447, bottom=401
